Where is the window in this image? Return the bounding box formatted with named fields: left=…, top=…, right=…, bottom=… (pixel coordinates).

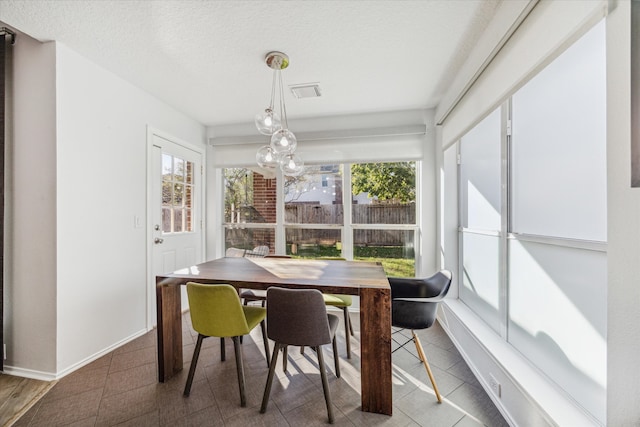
left=222, top=161, right=419, bottom=276
left=457, top=21, right=606, bottom=422
left=223, top=168, right=275, bottom=254
left=351, top=162, right=417, bottom=276
left=162, top=154, right=193, bottom=233
left=285, top=164, right=343, bottom=257
left=459, top=109, right=502, bottom=333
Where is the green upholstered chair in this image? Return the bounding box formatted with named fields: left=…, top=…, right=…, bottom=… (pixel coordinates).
left=318, top=257, right=354, bottom=359
left=321, top=293, right=354, bottom=358
left=184, top=282, right=270, bottom=407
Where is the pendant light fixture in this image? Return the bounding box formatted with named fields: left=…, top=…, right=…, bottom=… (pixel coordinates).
left=255, top=51, right=304, bottom=176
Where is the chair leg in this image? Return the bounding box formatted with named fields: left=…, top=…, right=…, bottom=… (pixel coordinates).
left=184, top=334, right=205, bottom=396
left=260, top=319, right=271, bottom=367
left=232, top=336, right=247, bottom=407
left=346, top=306, right=355, bottom=336
left=220, top=337, right=225, bottom=361
left=315, top=346, right=335, bottom=424
left=412, top=330, right=442, bottom=403
left=282, top=345, right=288, bottom=373
left=342, top=307, right=352, bottom=359
left=261, top=342, right=282, bottom=414
left=332, top=336, right=341, bottom=378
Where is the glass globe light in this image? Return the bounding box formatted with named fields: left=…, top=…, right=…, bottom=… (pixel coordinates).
left=279, top=153, right=305, bottom=176
left=255, top=108, right=282, bottom=135
left=270, top=128, right=297, bottom=155
left=255, top=145, right=279, bottom=168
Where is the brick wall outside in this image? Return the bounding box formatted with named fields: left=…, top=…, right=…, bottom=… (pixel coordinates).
left=252, top=172, right=276, bottom=253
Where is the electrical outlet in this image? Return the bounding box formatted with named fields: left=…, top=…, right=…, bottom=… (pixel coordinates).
left=489, top=373, right=501, bottom=398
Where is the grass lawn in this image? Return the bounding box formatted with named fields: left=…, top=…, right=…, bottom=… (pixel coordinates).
left=288, top=244, right=415, bottom=277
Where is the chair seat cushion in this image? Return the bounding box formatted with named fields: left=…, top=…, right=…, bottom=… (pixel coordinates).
left=242, top=305, right=267, bottom=330
left=323, top=294, right=352, bottom=307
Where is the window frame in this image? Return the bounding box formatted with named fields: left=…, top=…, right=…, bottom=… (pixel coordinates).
left=220, top=161, right=422, bottom=276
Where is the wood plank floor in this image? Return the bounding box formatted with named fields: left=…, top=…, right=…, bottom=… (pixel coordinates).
left=0, top=374, right=56, bottom=427
left=9, top=312, right=508, bottom=426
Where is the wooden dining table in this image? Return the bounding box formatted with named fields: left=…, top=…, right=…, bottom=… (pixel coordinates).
left=155, top=256, right=393, bottom=415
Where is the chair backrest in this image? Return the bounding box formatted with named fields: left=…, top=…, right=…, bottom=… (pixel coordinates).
left=186, top=282, right=250, bottom=338
left=389, top=270, right=452, bottom=299
left=266, top=287, right=332, bottom=346
left=244, top=245, right=269, bottom=257
left=225, top=247, right=246, bottom=257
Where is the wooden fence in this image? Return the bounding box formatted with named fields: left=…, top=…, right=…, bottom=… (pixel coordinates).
left=285, top=204, right=415, bottom=246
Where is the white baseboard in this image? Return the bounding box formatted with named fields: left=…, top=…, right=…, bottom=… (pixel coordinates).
left=3, top=327, right=151, bottom=381
left=1, top=365, right=58, bottom=381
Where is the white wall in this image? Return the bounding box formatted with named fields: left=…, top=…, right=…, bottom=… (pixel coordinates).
left=4, top=32, right=58, bottom=377
left=4, top=30, right=206, bottom=378
left=605, top=2, right=640, bottom=425
left=54, top=43, right=206, bottom=375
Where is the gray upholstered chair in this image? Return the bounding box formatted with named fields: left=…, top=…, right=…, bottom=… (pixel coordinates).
left=240, top=255, right=292, bottom=306
left=389, top=270, right=452, bottom=403
left=260, top=287, right=341, bottom=424
left=316, top=257, right=354, bottom=359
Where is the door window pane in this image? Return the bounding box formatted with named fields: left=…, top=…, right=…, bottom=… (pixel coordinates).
left=162, top=154, right=194, bottom=233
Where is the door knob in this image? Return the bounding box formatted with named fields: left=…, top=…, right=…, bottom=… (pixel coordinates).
left=154, top=238, right=164, bottom=244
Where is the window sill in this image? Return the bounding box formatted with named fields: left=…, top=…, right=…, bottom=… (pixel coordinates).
left=440, top=299, right=602, bottom=427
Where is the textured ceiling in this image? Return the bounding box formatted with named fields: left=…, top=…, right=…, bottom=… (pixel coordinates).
left=0, top=0, right=500, bottom=127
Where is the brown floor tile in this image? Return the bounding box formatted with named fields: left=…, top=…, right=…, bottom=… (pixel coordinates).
left=43, top=365, right=109, bottom=402
left=108, top=346, right=157, bottom=374
left=7, top=315, right=507, bottom=427
left=103, top=362, right=158, bottom=397
left=95, top=383, right=158, bottom=426
left=29, top=387, right=103, bottom=427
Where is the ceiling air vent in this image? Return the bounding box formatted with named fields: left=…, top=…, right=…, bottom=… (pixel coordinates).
left=289, top=83, right=322, bottom=99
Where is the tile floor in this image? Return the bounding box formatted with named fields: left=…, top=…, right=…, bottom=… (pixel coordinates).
left=13, top=311, right=508, bottom=426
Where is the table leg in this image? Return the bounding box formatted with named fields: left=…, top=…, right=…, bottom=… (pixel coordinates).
left=156, top=281, right=183, bottom=382
left=359, top=287, right=392, bottom=415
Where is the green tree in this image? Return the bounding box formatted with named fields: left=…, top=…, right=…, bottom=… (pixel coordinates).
left=351, top=162, right=415, bottom=203
left=224, top=168, right=253, bottom=221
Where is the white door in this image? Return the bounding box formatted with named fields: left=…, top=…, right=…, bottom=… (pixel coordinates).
left=148, top=130, right=204, bottom=326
